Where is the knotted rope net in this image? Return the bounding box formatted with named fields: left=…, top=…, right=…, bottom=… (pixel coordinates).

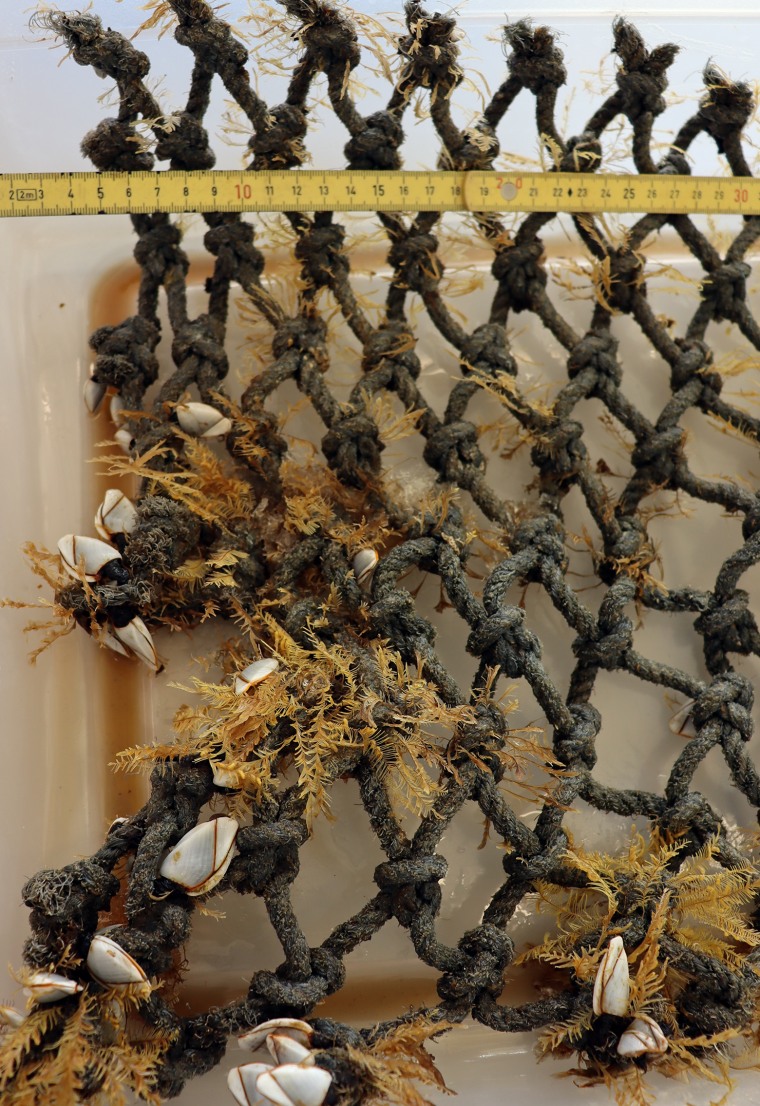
left=3, top=2, right=760, bottom=1105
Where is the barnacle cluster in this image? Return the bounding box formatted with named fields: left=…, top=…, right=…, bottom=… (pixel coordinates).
left=519, top=833, right=760, bottom=1104
left=3, top=1, right=760, bottom=1105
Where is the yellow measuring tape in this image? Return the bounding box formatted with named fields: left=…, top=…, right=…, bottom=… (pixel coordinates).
left=1, top=170, right=758, bottom=217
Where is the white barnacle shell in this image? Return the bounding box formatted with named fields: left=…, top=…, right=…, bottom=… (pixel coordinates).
left=234, top=658, right=280, bottom=696
left=110, top=394, right=125, bottom=426
left=256, top=1063, right=332, bottom=1106
left=617, top=1014, right=668, bottom=1058
left=669, top=698, right=697, bottom=738
left=159, top=817, right=239, bottom=896
left=227, top=1062, right=273, bottom=1106
left=352, top=548, right=379, bottom=589
left=84, top=376, right=107, bottom=414
left=177, top=401, right=232, bottom=439
left=112, top=616, right=159, bottom=672
left=86, top=934, right=150, bottom=996
left=211, top=761, right=241, bottom=789
left=24, top=972, right=84, bottom=1004
left=114, top=428, right=134, bottom=454
left=95, top=489, right=138, bottom=541
left=0, top=1005, right=26, bottom=1028
left=101, top=630, right=129, bottom=657
left=266, top=1034, right=314, bottom=1067
left=239, top=1018, right=313, bottom=1054
left=58, top=534, right=122, bottom=582
left=592, top=935, right=630, bottom=1017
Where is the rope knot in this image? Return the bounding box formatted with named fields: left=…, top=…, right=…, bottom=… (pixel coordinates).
left=567, top=331, right=620, bottom=386
left=437, top=924, right=514, bottom=1004
left=172, top=316, right=229, bottom=378
left=89, top=315, right=160, bottom=395
left=374, top=856, right=447, bottom=927
left=322, top=412, right=384, bottom=486
left=503, top=832, right=568, bottom=881
left=531, top=418, right=585, bottom=487
left=657, top=150, right=691, bottom=176
left=361, top=326, right=420, bottom=380
left=388, top=232, right=444, bottom=294
left=155, top=112, right=215, bottom=170
left=694, top=591, right=760, bottom=667
left=572, top=609, right=633, bottom=670
left=515, top=515, right=568, bottom=571
left=466, top=606, right=542, bottom=678
left=370, top=589, right=436, bottom=653
left=606, top=249, right=644, bottom=312
left=630, top=426, right=685, bottom=481
left=82, top=118, right=154, bottom=171
left=461, top=323, right=516, bottom=379
left=204, top=219, right=265, bottom=284
left=250, top=104, right=308, bottom=169
left=398, top=4, right=463, bottom=100
left=133, top=219, right=188, bottom=284
left=659, top=792, right=721, bottom=843
left=458, top=122, right=500, bottom=170
left=560, top=133, right=602, bottom=173
left=300, top=6, right=361, bottom=73
left=612, top=18, right=678, bottom=120
left=701, top=261, right=750, bottom=323
left=554, top=703, right=601, bottom=769
left=693, top=674, right=754, bottom=742
left=295, top=223, right=348, bottom=288
left=699, top=65, right=755, bottom=151
left=491, top=240, right=546, bottom=312
left=272, top=314, right=328, bottom=362
left=505, top=20, right=567, bottom=93
left=345, top=111, right=403, bottom=170
left=423, top=421, right=485, bottom=480
left=670, top=338, right=719, bottom=393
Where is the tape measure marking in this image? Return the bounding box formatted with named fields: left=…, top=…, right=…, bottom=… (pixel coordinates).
left=1, top=169, right=758, bottom=217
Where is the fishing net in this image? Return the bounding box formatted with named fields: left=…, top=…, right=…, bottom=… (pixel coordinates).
left=3, top=2, right=760, bottom=1105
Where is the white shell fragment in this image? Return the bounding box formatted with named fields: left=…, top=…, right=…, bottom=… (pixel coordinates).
left=24, top=972, right=84, bottom=1004
left=112, top=616, right=159, bottom=672
left=86, top=934, right=150, bottom=995
left=58, top=534, right=122, bottom=582
left=239, top=1018, right=313, bottom=1053
left=114, top=428, right=134, bottom=454
left=266, top=1034, right=314, bottom=1067
left=84, top=376, right=107, bottom=414
left=0, top=1005, right=26, bottom=1028
left=617, top=1014, right=668, bottom=1058
left=669, top=698, right=697, bottom=738
left=592, top=936, right=630, bottom=1017
left=95, top=489, right=138, bottom=540
left=235, top=657, right=280, bottom=696
left=352, top=548, right=379, bottom=589
left=227, top=1062, right=273, bottom=1106
left=159, top=817, right=239, bottom=896
left=256, top=1063, right=332, bottom=1106
left=177, top=401, right=232, bottom=439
